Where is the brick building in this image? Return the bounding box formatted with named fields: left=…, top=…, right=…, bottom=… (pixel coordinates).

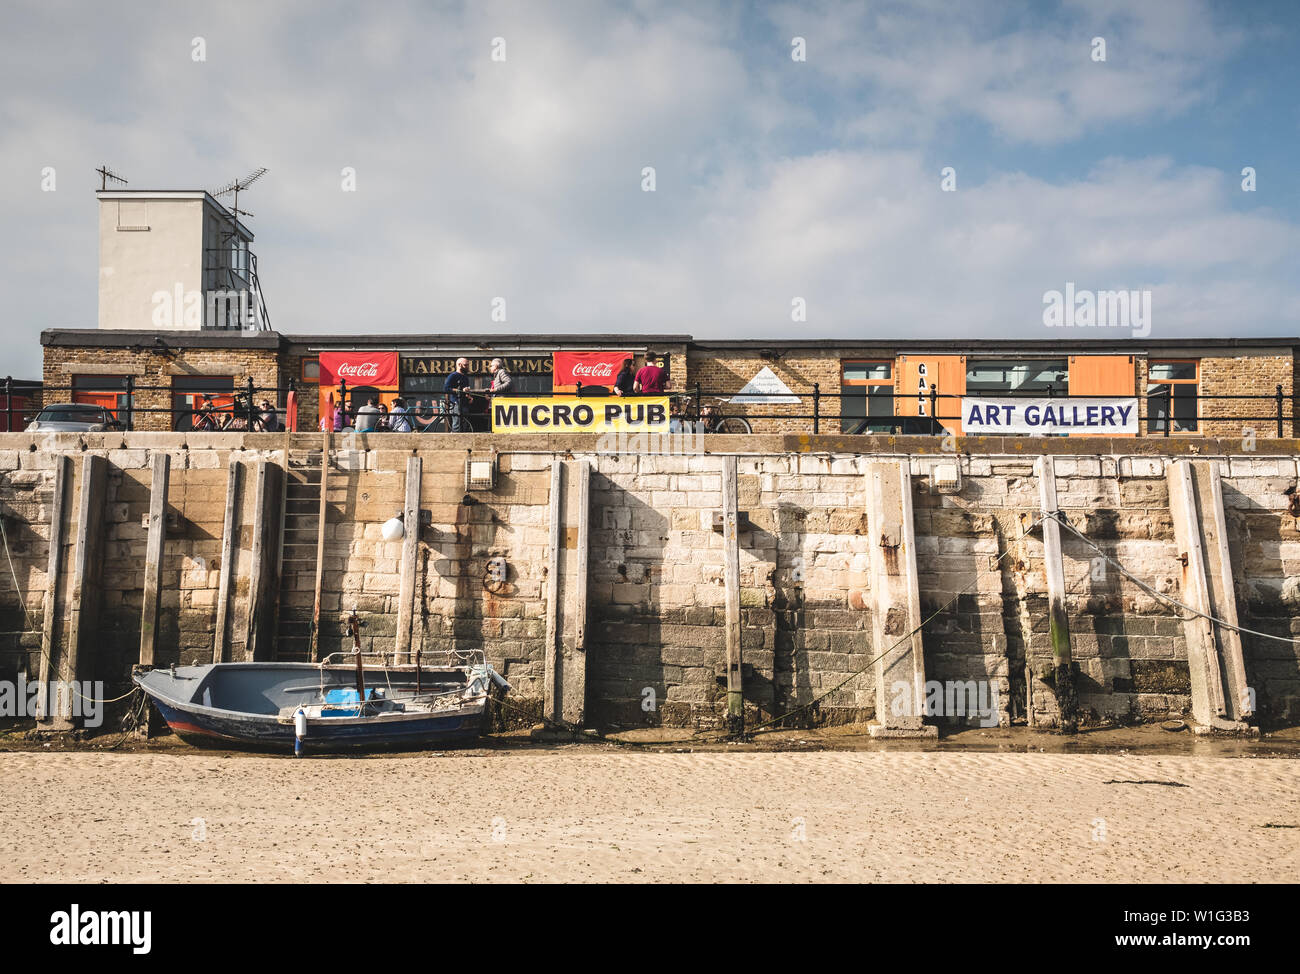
left=40, top=329, right=1298, bottom=439
left=37, top=188, right=1297, bottom=438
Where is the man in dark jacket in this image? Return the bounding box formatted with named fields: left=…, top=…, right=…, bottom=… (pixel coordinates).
left=443, top=357, right=472, bottom=432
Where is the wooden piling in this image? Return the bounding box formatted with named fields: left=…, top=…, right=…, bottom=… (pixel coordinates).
left=56, top=454, right=107, bottom=727
left=310, top=431, right=331, bottom=661
left=721, top=455, right=743, bottom=733
left=395, top=455, right=422, bottom=664
left=138, top=452, right=170, bottom=668
left=544, top=459, right=562, bottom=721
left=245, top=460, right=280, bottom=661
left=213, top=459, right=241, bottom=664
left=36, top=455, right=70, bottom=721
left=1037, top=455, right=1077, bottom=732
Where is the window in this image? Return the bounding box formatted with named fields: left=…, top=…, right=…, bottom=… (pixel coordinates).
left=172, top=376, right=236, bottom=431
left=841, top=361, right=894, bottom=433
left=301, top=357, right=320, bottom=383
left=965, top=359, right=1068, bottom=394
left=1147, top=360, right=1198, bottom=433
left=72, top=375, right=132, bottom=423
left=116, top=201, right=149, bottom=231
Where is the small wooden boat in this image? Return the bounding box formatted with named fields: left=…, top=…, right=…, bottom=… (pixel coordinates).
left=133, top=650, right=509, bottom=753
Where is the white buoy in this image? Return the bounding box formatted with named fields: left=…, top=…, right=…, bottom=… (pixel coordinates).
left=294, top=706, right=307, bottom=757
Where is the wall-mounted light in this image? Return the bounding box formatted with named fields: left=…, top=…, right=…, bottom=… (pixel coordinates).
left=381, top=513, right=405, bottom=541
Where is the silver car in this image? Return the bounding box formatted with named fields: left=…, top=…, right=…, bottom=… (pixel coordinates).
left=26, top=403, right=124, bottom=432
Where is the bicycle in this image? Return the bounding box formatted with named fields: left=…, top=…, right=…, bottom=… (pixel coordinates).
left=670, top=394, right=753, bottom=434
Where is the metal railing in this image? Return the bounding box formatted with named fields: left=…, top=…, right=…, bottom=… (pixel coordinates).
left=330, top=379, right=1295, bottom=438
left=14, top=373, right=1287, bottom=436
left=7, top=376, right=297, bottom=432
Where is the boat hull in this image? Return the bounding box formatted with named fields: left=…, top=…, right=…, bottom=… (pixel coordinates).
left=133, top=662, right=493, bottom=753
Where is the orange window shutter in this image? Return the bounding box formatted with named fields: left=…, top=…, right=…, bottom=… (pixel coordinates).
left=898, top=355, right=966, bottom=434
left=1068, top=355, right=1136, bottom=437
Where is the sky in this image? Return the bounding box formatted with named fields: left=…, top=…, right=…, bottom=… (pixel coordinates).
left=1, top=0, right=1298, bottom=377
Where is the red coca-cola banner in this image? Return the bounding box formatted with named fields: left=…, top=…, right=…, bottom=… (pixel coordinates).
left=319, top=351, right=400, bottom=388
left=553, top=351, right=633, bottom=391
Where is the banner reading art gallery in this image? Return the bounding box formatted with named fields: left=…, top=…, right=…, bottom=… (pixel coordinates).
left=491, top=396, right=670, bottom=433
left=962, top=396, right=1138, bottom=435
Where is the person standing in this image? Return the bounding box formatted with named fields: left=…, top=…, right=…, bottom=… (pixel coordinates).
left=443, top=357, right=472, bottom=432
left=634, top=353, right=669, bottom=394
left=613, top=358, right=635, bottom=397
left=355, top=397, right=381, bottom=433
left=488, top=357, right=513, bottom=394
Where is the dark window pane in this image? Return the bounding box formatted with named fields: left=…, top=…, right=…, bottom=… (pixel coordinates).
left=844, top=362, right=891, bottom=382
left=1149, top=362, right=1196, bottom=382
left=966, top=359, right=1067, bottom=393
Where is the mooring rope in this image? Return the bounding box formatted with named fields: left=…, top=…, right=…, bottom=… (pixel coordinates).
left=1046, top=509, right=1300, bottom=648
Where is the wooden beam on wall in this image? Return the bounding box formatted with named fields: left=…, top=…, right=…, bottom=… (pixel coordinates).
left=138, top=452, right=170, bottom=668
left=213, top=459, right=241, bottom=664
left=394, top=455, right=422, bottom=664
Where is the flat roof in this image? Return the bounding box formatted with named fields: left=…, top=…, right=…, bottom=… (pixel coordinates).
left=689, top=336, right=1300, bottom=352
left=41, top=328, right=1299, bottom=353
left=42, top=329, right=281, bottom=349
left=95, top=190, right=254, bottom=240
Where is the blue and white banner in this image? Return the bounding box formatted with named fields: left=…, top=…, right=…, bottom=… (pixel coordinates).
left=961, top=396, right=1138, bottom=435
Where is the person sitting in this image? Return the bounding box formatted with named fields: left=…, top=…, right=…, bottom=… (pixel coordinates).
left=388, top=397, right=413, bottom=432
left=258, top=399, right=279, bottom=432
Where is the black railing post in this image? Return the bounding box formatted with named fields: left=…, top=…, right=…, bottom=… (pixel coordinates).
left=125, top=375, right=135, bottom=431
left=4, top=376, right=12, bottom=432
left=247, top=376, right=257, bottom=429
left=576, top=380, right=583, bottom=398
left=929, top=384, right=938, bottom=428
left=1164, top=388, right=1171, bottom=437
left=812, top=382, right=820, bottom=434
left=694, top=382, right=701, bottom=427
left=339, top=379, right=348, bottom=426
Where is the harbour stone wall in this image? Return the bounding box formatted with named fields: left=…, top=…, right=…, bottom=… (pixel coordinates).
left=0, top=432, right=1297, bottom=732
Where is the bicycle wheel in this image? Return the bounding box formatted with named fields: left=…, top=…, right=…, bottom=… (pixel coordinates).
left=714, top=416, right=752, bottom=434
left=418, top=414, right=449, bottom=433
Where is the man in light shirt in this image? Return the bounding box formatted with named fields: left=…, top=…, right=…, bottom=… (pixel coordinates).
left=388, top=397, right=413, bottom=432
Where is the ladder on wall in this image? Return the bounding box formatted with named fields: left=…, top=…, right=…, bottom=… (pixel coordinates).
left=273, top=440, right=328, bottom=661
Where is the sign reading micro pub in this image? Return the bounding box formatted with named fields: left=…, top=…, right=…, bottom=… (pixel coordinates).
left=491, top=396, right=670, bottom=433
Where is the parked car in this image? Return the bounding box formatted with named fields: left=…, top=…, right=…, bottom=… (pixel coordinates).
left=26, top=403, right=124, bottom=432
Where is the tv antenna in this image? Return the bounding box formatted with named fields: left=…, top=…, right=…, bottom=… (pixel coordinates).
left=95, top=165, right=128, bottom=191
left=211, top=167, right=267, bottom=221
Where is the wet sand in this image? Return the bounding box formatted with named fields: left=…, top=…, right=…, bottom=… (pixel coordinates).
left=1, top=747, right=1296, bottom=882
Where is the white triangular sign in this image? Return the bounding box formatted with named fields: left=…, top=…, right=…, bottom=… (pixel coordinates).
left=729, top=366, right=801, bottom=404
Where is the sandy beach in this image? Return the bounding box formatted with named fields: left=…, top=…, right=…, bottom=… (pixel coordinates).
left=1, top=747, right=1296, bottom=883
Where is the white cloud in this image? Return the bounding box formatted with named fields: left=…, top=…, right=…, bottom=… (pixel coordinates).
left=0, top=0, right=1292, bottom=379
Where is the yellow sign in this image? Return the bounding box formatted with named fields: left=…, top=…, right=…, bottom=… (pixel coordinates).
left=491, top=396, right=670, bottom=433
